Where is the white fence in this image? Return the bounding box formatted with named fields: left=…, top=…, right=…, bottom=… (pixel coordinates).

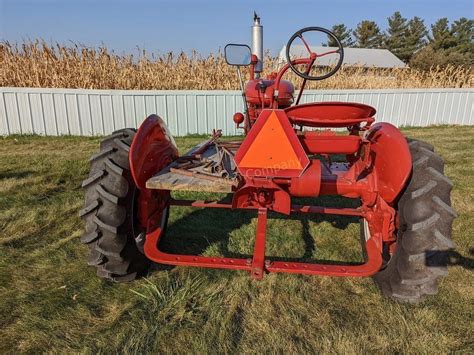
left=1, top=87, right=472, bottom=136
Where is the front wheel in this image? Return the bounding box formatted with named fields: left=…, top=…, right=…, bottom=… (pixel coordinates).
left=79, top=129, right=167, bottom=281
left=374, top=138, right=457, bottom=302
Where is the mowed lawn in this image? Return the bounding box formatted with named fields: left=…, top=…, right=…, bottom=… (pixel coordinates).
left=0, top=126, right=473, bottom=353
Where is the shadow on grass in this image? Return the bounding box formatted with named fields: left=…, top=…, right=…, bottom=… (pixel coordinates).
left=0, top=169, right=34, bottom=179
left=157, top=195, right=363, bottom=269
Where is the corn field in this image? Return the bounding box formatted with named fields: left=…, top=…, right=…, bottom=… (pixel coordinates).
left=1, top=40, right=472, bottom=90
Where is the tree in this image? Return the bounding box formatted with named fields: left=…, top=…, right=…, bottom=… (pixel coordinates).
left=385, top=12, right=427, bottom=63
left=451, top=17, right=474, bottom=54
left=327, top=24, right=354, bottom=47
left=429, top=18, right=456, bottom=50
left=410, top=17, right=473, bottom=70
left=409, top=45, right=472, bottom=70
left=385, top=11, right=409, bottom=60
left=405, top=17, right=428, bottom=60
left=353, top=21, right=385, bottom=48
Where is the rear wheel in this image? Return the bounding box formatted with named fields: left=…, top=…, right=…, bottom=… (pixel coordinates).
left=374, top=138, right=457, bottom=302
left=80, top=129, right=158, bottom=281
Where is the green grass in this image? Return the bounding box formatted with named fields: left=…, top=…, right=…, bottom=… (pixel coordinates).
left=0, top=126, right=473, bottom=353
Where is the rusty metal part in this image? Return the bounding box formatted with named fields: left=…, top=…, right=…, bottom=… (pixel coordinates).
left=169, top=167, right=237, bottom=186
left=175, top=160, right=205, bottom=169
left=220, top=146, right=235, bottom=157
left=202, top=161, right=214, bottom=172
left=176, top=156, right=197, bottom=163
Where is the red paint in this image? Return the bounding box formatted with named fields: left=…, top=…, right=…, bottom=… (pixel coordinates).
left=232, top=178, right=292, bottom=215
left=315, top=49, right=340, bottom=58
left=288, top=160, right=321, bottom=197
left=245, top=79, right=294, bottom=108
left=143, top=202, right=386, bottom=278
left=233, top=112, right=245, bottom=125
left=251, top=209, right=268, bottom=280
left=129, top=114, right=179, bottom=190
left=169, top=199, right=366, bottom=217
left=285, top=102, right=376, bottom=128
left=272, top=58, right=315, bottom=109
left=144, top=212, right=253, bottom=271
left=299, top=132, right=361, bottom=154
left=366, top=123, right=412, bottom=203
left=129, top=114, right=179, bottom=228
left=267, top=238, right=381, bottom=276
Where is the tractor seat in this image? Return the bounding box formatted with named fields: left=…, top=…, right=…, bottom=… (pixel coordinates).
left=285, top=102, right=376, bottom=128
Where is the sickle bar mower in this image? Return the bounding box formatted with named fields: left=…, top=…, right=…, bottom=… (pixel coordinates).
left=80, top=14, right=456, bottom=302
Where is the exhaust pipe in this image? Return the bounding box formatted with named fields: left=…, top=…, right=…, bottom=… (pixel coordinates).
left=251, top=12, right=263, bottom=78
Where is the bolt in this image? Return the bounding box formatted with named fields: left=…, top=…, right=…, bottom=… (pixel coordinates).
left=257, top=190, right=269, bottom=205
left=264, top=260, right=272, bottom=268
left=246, top=258, right=252, bottom=265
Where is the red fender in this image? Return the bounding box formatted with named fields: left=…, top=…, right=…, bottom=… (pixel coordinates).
left=130, top=114, right=179, bottom=190
left=366, top=122, right=412, bottom=204
left=129, top=115, right=179, bottom=227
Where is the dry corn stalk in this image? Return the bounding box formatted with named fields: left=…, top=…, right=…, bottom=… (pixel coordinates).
left=1, top=40, right=472, bottom=90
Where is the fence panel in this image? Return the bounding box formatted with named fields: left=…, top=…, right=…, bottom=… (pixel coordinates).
left=1, top=87, right=472, bottom=136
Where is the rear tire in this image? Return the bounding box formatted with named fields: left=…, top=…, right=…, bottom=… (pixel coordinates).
left=80, top=129, right=151, bottom=281
left=374, top=138, right=457, bottom=303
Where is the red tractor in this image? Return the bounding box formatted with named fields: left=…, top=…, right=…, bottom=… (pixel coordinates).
left=80, top=14, right=456, bottom=302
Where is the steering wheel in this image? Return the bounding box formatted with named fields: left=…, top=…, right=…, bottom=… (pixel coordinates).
left=285, top=27, right=344, bottom=81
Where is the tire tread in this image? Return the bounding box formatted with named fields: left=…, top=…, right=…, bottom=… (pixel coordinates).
left=80, top=129, right=149, bottom=282
left=374, top=138, right=456, bottom=303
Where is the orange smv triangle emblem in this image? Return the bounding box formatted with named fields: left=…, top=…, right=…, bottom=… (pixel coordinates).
left=235, top=110, right=309, bottom=178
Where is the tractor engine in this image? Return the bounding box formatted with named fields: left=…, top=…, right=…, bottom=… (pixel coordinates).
left=245, top=78, right=295, bottom=109
left=236, top=13, right=295, bottom=128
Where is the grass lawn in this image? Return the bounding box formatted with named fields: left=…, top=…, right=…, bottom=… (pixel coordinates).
left=0, top=126, right=473, bottom=353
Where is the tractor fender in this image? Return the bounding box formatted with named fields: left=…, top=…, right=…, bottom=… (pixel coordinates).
left=366, top=122, right=412, bottom=204
left=129, top=115, right=179, bottom=190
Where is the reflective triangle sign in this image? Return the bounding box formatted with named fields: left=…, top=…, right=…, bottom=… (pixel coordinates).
left=235, top=110, right=309, bottom=178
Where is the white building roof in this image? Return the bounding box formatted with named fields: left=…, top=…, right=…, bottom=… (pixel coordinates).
left=278, top=45, right=407, bottom=69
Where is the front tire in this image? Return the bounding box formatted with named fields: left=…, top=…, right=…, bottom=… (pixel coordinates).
left=374, top=139, right=457, bottom=302
left=80, top=129, right=151, bottom=281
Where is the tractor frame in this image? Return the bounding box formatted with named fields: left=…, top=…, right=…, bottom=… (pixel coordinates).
left=124, top=15, right=414, bottom=280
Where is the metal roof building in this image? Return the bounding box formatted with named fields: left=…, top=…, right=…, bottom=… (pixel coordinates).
left=278, top=45, right=407, bottom=68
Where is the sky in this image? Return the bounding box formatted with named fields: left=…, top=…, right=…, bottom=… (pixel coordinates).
left=1, top=0, right=473, bottom=56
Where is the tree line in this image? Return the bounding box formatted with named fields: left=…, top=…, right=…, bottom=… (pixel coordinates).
left=326, top=12, right=473, bottom=70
